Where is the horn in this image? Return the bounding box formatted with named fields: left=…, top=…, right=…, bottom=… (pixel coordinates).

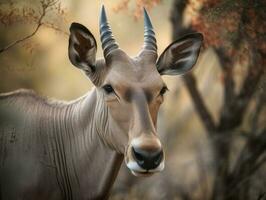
left=99, top=5, right=119, bottom=57
left=142, top=8, right=157, bottom=53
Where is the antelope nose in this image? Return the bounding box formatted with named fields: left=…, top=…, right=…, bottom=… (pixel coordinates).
left=132, top=146, right=163, bottom=170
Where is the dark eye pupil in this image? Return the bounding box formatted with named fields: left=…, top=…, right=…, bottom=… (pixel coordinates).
left=103, top=84, right=114, bottom=94
left=160, top=87, right=167, bottom=96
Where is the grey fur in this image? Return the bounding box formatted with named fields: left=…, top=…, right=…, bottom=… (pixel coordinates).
left=0, top=89, right=123, bottom=200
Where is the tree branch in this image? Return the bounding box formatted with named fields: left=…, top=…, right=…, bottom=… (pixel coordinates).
left=229, top=129, right=266, bottom=194
left=183, top=73, right=216, bottom=133
left=170, top=0, right=216, bottom=134
left=214, top=47, right=235, bottom=110
left=217, top=2, right=265, bottom=132
left=217, top=47, right=264, bottom=132
left=252, top=86, right=266, bottom=132
left=0, top=0, right=58, bottom=54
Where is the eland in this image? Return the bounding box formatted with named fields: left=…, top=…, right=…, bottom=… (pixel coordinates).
left=0, top=5, right=203, bottom=200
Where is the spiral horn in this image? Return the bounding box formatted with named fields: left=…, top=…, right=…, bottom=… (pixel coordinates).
left=99, top=5, right=119, bottom=57
left=142, top=8, right=157, bottom=53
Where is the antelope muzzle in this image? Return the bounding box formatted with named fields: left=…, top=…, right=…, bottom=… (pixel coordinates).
left=126, top=134, right=164, bottom=176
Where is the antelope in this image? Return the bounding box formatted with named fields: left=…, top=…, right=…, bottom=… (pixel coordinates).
left=0, top=5, right=203, bottom=200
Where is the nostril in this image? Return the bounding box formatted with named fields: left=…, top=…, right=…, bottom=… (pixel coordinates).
left=131, top=146, right=163, bottom=170
left=132, top=147, right=145, bottom=164
left=154, top=151, right=163, bottom=166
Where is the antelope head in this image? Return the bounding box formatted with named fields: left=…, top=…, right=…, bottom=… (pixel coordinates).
left=68, top=6, right=203, bottom=177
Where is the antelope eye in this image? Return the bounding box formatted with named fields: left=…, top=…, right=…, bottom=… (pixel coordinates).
left=160, top=86, right=168, bottom=96
left=103, top=84, right=114, bottom=94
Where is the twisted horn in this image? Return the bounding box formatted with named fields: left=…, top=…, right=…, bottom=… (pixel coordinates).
left=142, top=8, right=157, bottom=53
left=99, top=5, right=119, bottom=57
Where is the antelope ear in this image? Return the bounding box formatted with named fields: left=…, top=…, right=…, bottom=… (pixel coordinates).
left=68, top=22, right=97, bottom=74
left=157, top=33, right=203, bottom=75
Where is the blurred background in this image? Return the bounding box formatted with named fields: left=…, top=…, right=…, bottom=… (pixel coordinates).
left=0, top=0, right=265, bottom=199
